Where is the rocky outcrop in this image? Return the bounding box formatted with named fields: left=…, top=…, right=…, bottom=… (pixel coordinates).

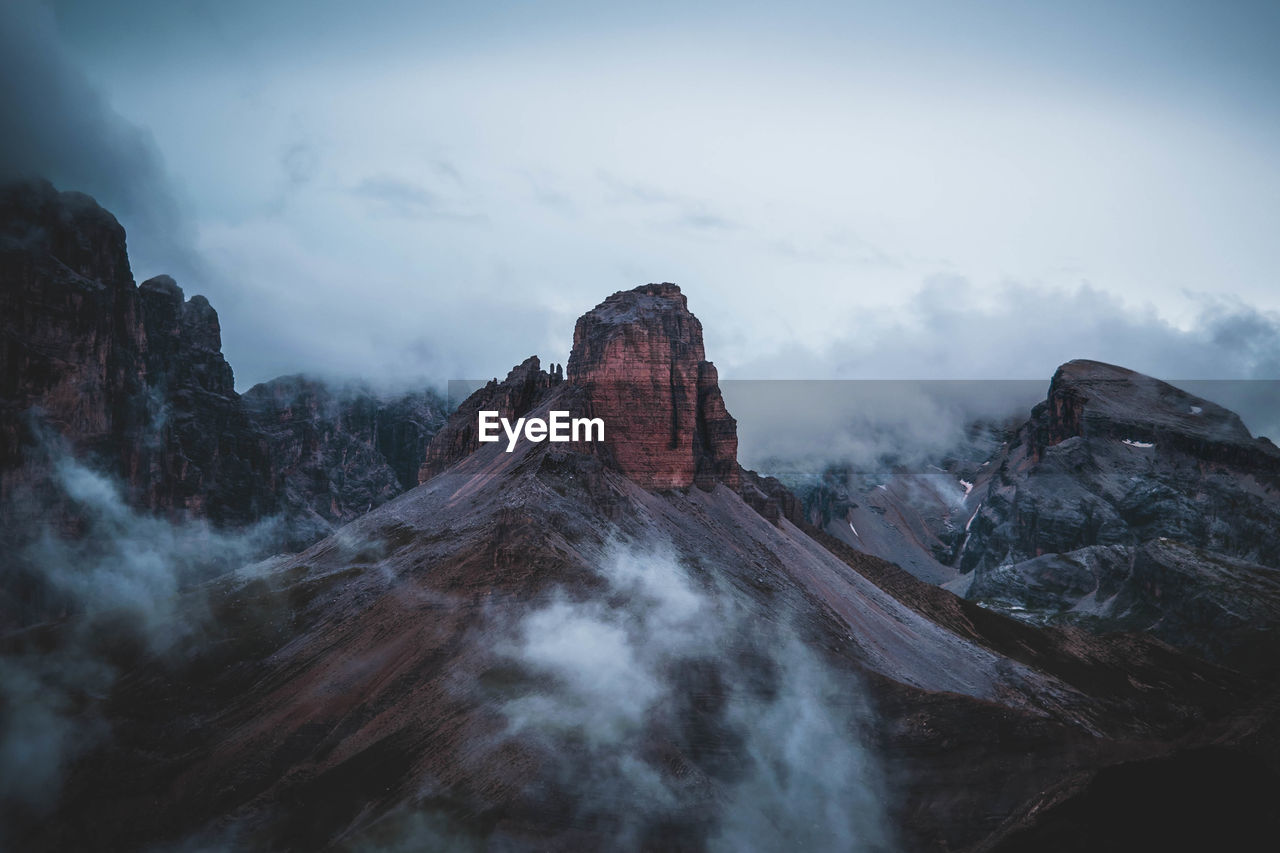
left=0, top=179, right=274, bottom=526
left=135, top=274, right=276, bottom=524
left=418, top=284, right=741, bottom=495
left=1033, top=360, right=1275, bottom=471
left=963, top=361, right=1280, bottom=569
left=375, top=390, right=449, bottom=491
left=566, top=283, right=739, bottom=491
left=947, top=360, right=1280, bottom=669
left=783, top=360, right=1280, bottom=669
left=416, top=356, right=561, bottom=483
left=1, top=178, right=147, bottom=500
left=738, top=467, right=805, bottom=525
left=1, top=179, right=445, bottom=545
left=245, top=376, right=446, bottom=544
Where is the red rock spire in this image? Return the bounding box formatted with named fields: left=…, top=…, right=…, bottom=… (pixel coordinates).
left=566, top=283, right=738, bottom=490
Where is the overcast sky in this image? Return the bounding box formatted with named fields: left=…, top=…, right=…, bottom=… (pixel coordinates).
left=4, top=0, right=1279, bottom=389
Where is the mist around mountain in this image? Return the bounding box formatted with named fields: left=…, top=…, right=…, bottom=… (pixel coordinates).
left=3, top=182, right=1280, bottom=852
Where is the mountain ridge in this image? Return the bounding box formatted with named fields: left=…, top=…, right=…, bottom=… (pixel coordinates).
left=3, top=180, right=1278, bottom=851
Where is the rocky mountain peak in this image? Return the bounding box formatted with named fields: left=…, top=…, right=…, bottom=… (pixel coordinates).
left=1, top=181, right=271, bottom=527
left=179, top=294, right=224, bottom=354
left=566, top=282, right=738, bottom=491
left=138, top=272, right=183, bottom=300
left=929, top=359, right=1280, bottom=666
left=2, top=179, right=145, bottom=489
left=418, top=283, right=739, bottom=493
left=1042, top=359, right=1255, bottom=449
left=138, top=276, right=223, bottom=356
left=0, top=177, right=133, bottom=287
left=138, top=275, right=234, bottom=396
left=3, top=179, right=451, bottom=545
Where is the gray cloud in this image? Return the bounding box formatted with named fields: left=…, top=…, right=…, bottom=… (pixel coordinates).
left=679, top=211, right=737, bottom=231
left=727, top=379, right=1041, bottom=475
left=433, top=160, right=464, bottom=185
left=734, top=279, right=1280, bottom=383
left=0, top=453, right=281, bottom=815
left=8, top=0, right=1279, bottom=417
left=489, top=542, right=892, bottom=851
left=351, top=175, right=487, bottom=223
left=281, top=143, right=320, bottom=190
left=0, top=0, right=199, bottom=284
left=598, top=172, right=742, bottom=234
left=1202, top=299, right=1280, bottom=379
left=727, top=281, right=1280, bottom=473
left=352, top=175, right=437, bottom=215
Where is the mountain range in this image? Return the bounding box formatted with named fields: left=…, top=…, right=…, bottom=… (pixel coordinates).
left=2, top=179, right=1278, bottom=851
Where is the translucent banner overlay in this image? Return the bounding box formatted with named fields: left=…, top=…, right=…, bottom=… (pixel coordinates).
left=446, top=378, right=1280, bottom=478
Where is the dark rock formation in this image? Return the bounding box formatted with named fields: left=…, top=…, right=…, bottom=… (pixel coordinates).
left=737, top=466, right=805, bottom=525
left=376, top=388, right=450, bottom=491
left=1, top=178, right=147, bottom=499
left=1, top=179, right=446, bottom=550
left=917, top=360, right=1280, bottom=671
left=1034, top=360, right=1270, bottom=466
left=135, top=274, right=276, bottom=524
left=0, top=179, right=274, bottom=527
left=244, top=375, right=446, bottom=544
left=790, top=362, right=1280, bottom=670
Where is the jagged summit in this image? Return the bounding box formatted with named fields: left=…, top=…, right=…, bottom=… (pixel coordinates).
left=0, top=178, right=130, bottom=281
left=1042, top=359, right=1260, bottom=449
left=1, top=179, right=444, bottom=539
left=0, top=178, right=274, bottom=525
left=139, top=272, right=183, bottom=298
left=567, top=282, right=738, bottom=490
left=938, top=359, right=1280, bottom=666
left=420, top=282, right=739, bottom=492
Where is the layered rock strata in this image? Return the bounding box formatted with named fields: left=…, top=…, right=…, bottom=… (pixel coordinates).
left=0, top=179, right=274, bottom=525
left=566, top=283, right=739, bottom=491
left=420, top=283, right=740, bottom=494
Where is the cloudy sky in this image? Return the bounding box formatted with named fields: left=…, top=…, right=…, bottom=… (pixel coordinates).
left=4, top=0, right=1279, bottom=389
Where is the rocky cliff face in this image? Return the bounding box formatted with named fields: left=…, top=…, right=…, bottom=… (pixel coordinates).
left=786, top=361, right=1280, bottom=671
left=245, top=375, right=446, bottom=545
left=938, top=361, right=1280, bottom=669
left=566, top=283, right=739, bottom=491
left=135, top=274, right=277, bottom=524
left=1, top=178, right=147, bottom=500
left=1, top=179, right=444, bottom=547
left=1032, top=360, right=1276, bottom=472
left=0, top=179, right=274, bottom=527
left=419, top=284, right=741, bottom=494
